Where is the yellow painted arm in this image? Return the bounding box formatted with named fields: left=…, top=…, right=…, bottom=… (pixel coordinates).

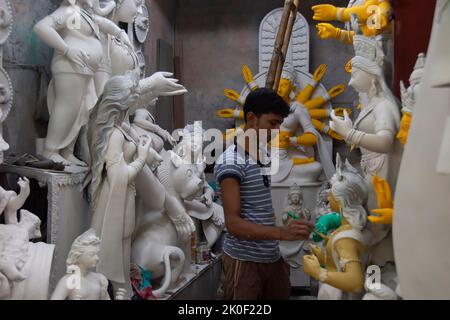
left=242, top=65, right=259, bottom=91
left=217, top=108, right=244, bottom=120
left=312, top=118, right=344, bottom=141
left=296, top=132, right=318, bottom=147
left=293, top=157, right=316, bottom=166
left=224, top=89, right=245, bottom=105
left=396, top=112, right=412, bottom=146
left=309, top=108, right=352, bottom=120
left=296, top=64, right=327, bottom=104
left=368, top=175, right=393, bottom=224
left=316, top=23, right=354, bottom=44
left=304, top=238, right=365, bottom=293
left=304, top=85, right=345, bottom=110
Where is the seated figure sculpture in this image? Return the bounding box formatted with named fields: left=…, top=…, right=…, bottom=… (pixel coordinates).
left=51, top=229, right=110, bottom=300
left=281, top=184, right=311, bottom=225
left=271, top=64, right=339, bottom=184
left=303, top=154, right=371, bottom=300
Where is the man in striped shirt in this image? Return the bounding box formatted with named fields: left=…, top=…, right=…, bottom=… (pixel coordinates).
left=215, top=88, right=314, bottom=300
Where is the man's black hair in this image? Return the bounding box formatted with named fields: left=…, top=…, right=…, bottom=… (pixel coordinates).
left=243, top=87, right=290, bottom=122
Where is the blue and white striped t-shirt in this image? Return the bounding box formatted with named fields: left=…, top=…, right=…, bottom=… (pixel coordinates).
left=214, top=144, right=280, bottom=263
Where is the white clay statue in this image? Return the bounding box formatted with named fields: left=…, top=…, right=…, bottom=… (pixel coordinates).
left=51, top=229, right=110, bottom=300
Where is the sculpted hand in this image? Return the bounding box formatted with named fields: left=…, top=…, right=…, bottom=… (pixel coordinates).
left=224, top=89, right=245, bottom=105
left=316, top=23, right=338, bottom=40
left=312, top=4, right=338, bottom=21
left=333, top=108, right=352, bottom=117
left=65, top=47, right=90, bottom=68
left=147, top=147, right=163, bottom=168
left=313, top=64, right=327, bottom=83
left=328, top=84, right=346, bottom=99
left=17, top=177, right=30, bottom=199
left=118, top=30, right=133, bottom=49
left=200, top=193, right=213, bottom=207
left=137, top=135, right=152, bottom=160
left=148, top=72, right=188, bottom=97
left=369, top=176, right=394, bottom=225
left=369, top=208, right=393, bottom=225
left=303, top=255, right=321, bottom=280
left=159, top=129, right=176, bottom=146
left=396, top=112, right=412, bottom=146
left=0, top=262, right=26, bottom=282
left=330, top=110, right=353, bottom=138
left=242, top=65, right=259, bottom=91
left=173, top=214, right=196, bottom=241
left=271, top=131, right=292, bottom=149
left=309, top=244, right=323, bottom=260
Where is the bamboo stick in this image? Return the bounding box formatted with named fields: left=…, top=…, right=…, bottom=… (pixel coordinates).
left=266, top=0, right=301, bottom=92
left=265, top=0, right=292, bottom=89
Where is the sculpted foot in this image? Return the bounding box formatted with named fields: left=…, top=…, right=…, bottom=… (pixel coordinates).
left=61, top=152, right=87, bottom=167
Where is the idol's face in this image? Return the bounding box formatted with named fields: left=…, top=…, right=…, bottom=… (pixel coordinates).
left=349, top=65, right=374, bottom=94
left=116, top=0, right=143, bottom=23
left=277, top=78, right=294, bottom=103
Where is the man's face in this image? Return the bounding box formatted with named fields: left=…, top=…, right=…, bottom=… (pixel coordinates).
left=247, top=112, right=285, bottom=143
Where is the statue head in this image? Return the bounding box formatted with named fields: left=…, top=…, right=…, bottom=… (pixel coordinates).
left=349, top=14, right=400, bottom=122
left=106, top=0, right=143, bottom=23
left=66, top=229, right=101, bottom=271
left=329, top=154, right=368, bottom=230
left=173, top=122, right=205, bottom=165
left=287, top=184, right=303, bottom=206
left=18, top=210, right=42, bottom=240
left=278, top=63, right=296, bottom=103
left=157, top=151, right=204, bottom=201
left=87, top=69, right=141, bottom=206
left=401, top=53, right=426, bottom=113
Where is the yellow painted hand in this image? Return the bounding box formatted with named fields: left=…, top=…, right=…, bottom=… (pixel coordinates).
left=312, top=4, right=338, bottom=21
left=327, top=128, right=344, bottom=141
left=293, top=157, right=316, bottom=166
left=271, top=131, right=293, bottom=149
left=316, top=23, right=338, bottom=40
left=369, top=175, right=394, bottom=225
left=224, top=89, right=245, bottom=105
left=369, top=208, right=393, bottom=225
left=314, top=64, right=328, bottom=83
left=328, top=84, right=346, bottom=99
left=309, top=243, right=325, bottom=265
left=372, top=175, right=393, bottom=209
left=296, top=132, right=318, bottom=146
left=297, top=64, right=328, bottom=104
left=217, top=108, right=244, bottom=119
left=345, top=59, right=352, bottom=74
left=309, top=109, right=330, bottom=120
left=242, top=65, right=259, bottom=91
left=333, top=108, right=353, bottom=117
left=303, top=255, right=321, bottom=280
left=396, top=112, right=412, bottom=146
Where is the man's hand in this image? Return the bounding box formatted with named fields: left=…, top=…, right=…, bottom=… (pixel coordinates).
left=280, top=219, right=314, bottom=241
